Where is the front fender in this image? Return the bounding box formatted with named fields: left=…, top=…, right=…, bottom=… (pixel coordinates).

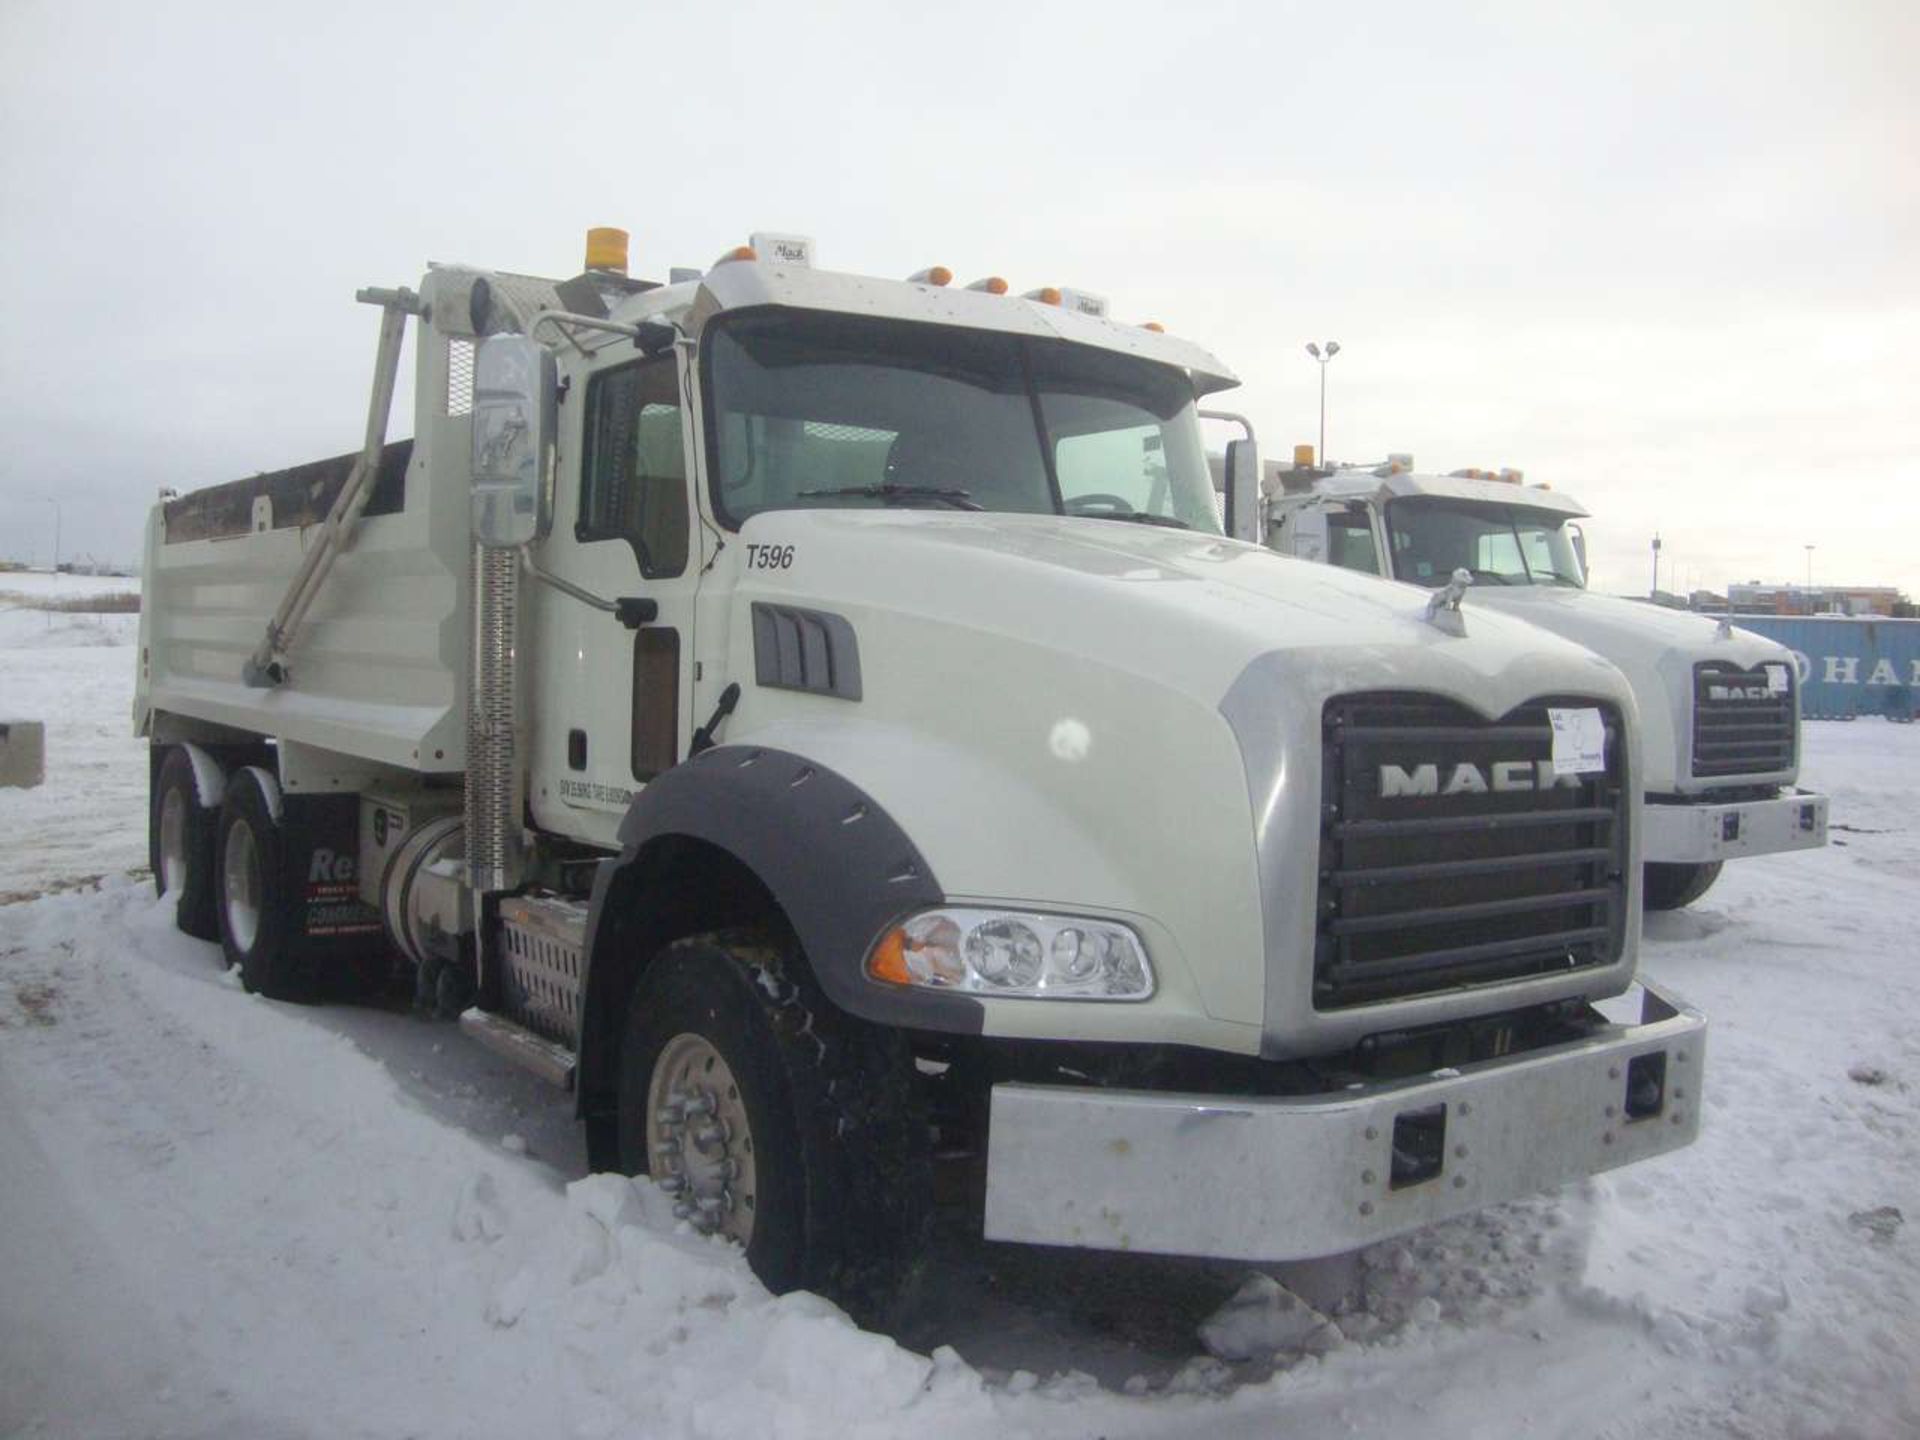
left=575, top=745, right=984, bottom=1126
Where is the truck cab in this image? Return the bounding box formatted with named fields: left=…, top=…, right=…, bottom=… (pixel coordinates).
left=1267, top=457, right=1829, bottom=908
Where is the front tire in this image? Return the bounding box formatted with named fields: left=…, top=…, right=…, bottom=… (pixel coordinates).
left=151, top=746, right=220, bottom=940
left=217, top=766, right=311, bottom=999
left=1643, top=860, right=1724, bottom=912
left=616, top=931, right=929, bottom=1320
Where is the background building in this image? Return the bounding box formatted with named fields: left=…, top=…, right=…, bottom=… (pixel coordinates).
left=1726, top=582, right=1908, bottom=618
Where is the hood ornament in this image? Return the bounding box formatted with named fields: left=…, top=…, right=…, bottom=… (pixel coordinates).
left=1425, top=567, right=1473, bottom=636
left=1715, top=614, right=1734, bottom=640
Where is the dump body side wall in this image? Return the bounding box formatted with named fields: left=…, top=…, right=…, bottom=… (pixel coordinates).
left=138, top=323, right=475, bottom=773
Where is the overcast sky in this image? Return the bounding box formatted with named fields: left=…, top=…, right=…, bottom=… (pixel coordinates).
left=2, top=0, right=1913, bottom=597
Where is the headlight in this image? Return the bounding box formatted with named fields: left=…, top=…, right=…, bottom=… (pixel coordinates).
left=865, top=908, right=1154, bottom=1000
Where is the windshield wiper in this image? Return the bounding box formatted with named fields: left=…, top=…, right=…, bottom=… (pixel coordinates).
left=797, top=483, right=982, bottom=510
left=1081, top=510, right=1191, bottom=530
left=1461, top=567, right=1519, bottom=585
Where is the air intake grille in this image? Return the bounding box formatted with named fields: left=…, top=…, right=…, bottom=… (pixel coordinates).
left=1317, top=693, right=1628, bottom=1010
left=1692, top=662, right=1796, bottom=778
left=750, top=603, right=863, bottom=700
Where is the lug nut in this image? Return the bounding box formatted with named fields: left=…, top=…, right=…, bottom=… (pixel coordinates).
left=672, top=1200, right=694, bottom=1221
left=656, top=1174, right=686, bottom=1194
left=694, top=1124, right=726, bottom=1149
left=683, top=1093, right=717, bottom=1118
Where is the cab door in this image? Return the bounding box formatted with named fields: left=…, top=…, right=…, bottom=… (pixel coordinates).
left=526, top=347, right=700, bottom=849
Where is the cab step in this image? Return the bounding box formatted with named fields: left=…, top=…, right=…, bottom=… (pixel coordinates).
left=460, top=1008, right=576, bottom=1089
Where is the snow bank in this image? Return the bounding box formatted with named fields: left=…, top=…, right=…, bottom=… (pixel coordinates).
left=0, top=597, right=147, bottom=899
left=0, top=575, right=141, bottom=652
left=3, top=600, right=1918, bottom=1438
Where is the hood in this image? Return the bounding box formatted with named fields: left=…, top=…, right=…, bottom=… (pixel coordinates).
left=1468, top=585, right=1798, bottom=790
left=735, top=510, right=1631, bottom=717
left=1471, top=586, right=1787, bottom=665
left=725, top=514, right=1643, bottom=1052
left=723, top=509, right=1641, bottom=1048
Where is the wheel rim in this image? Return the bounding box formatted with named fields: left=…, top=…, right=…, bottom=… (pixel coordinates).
left=223, top=818, right=262, bottom=952
left=159, top=788, right=188, bottom=895
left=645, top=1033, right=758, bottom=1245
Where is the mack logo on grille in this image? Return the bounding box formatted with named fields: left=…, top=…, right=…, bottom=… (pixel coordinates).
left=1379, top=760, right=1585, bottom=798
left=1707, top=683, right=1770, bottom=702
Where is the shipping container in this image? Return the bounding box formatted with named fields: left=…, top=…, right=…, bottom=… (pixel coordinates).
left=1730, top=616, right=1920, bottom=721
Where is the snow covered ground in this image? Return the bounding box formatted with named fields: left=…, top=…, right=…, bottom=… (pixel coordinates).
left=2, top=589, right=1916, bottom=1439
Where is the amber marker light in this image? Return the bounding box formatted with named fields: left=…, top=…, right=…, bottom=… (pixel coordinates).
left=909, top=265, right=953, bottom=286
left=868, top=927, right=912, bottom=985
left=1141, top=321, right=1165, bottom=332
left=966, top=276, right=1010, bottom=294
left=1026, top=286, right=1063, bottom=306
left=714, top=244, right=757, bottom=265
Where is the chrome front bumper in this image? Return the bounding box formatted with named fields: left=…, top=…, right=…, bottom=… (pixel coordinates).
left=983, top=981, right=1705, bottom=1261
left=1643, top=788, right=1827, bottom=863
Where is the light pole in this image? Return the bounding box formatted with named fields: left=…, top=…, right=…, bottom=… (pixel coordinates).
left=1804, top=544, right=1815, bottom=614
left=1651, top=532, right=1661, bottom=598
left=1305, top=340, right=1340, bottom=466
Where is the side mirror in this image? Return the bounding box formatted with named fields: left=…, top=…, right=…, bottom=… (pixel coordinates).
left=1224, top=437, right=1262, bottom=543
left=1568, top=523, right=1589, bottom=583
left=470, top=335, right=555, bottom=548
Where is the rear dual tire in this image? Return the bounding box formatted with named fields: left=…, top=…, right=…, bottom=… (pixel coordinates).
left=216, top=766, right=312, bottom=1001
left=152, top=746, right=220, bottom=940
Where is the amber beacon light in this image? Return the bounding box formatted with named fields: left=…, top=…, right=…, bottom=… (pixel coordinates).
left=584, top=227, right=629, bottom=276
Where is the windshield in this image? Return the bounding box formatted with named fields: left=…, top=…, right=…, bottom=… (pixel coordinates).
left=703, top=310, right=1221, bottom=533
left=1385, top=498, right=1586, bottom=588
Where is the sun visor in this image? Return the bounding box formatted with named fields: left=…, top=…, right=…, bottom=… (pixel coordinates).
left=688, top=261, right=1238, bottom=397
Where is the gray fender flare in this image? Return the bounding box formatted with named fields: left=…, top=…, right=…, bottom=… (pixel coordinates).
left=574, top=744, right=983, bottom=1121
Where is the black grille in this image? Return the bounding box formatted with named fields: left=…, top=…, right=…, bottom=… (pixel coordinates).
left=1692, top=662, right=1795, bottom=778
left=1317, top=693, right=1629, bottom=1010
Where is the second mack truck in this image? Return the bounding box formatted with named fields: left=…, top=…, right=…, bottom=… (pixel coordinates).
left=1266, top=454, right=1828, bottom=910
left=137, top=231, right=1704, bottom=1314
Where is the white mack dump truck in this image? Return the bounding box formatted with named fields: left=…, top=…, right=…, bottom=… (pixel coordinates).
left=1266, top=456, right=1829, bottom=911
left=137, top=230, right=1705, bottom=1315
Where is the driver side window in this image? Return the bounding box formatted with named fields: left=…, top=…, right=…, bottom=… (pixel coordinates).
left=580, top=357, right=689, bottom=578
left=1328, top=509, right=1381, bottom=573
